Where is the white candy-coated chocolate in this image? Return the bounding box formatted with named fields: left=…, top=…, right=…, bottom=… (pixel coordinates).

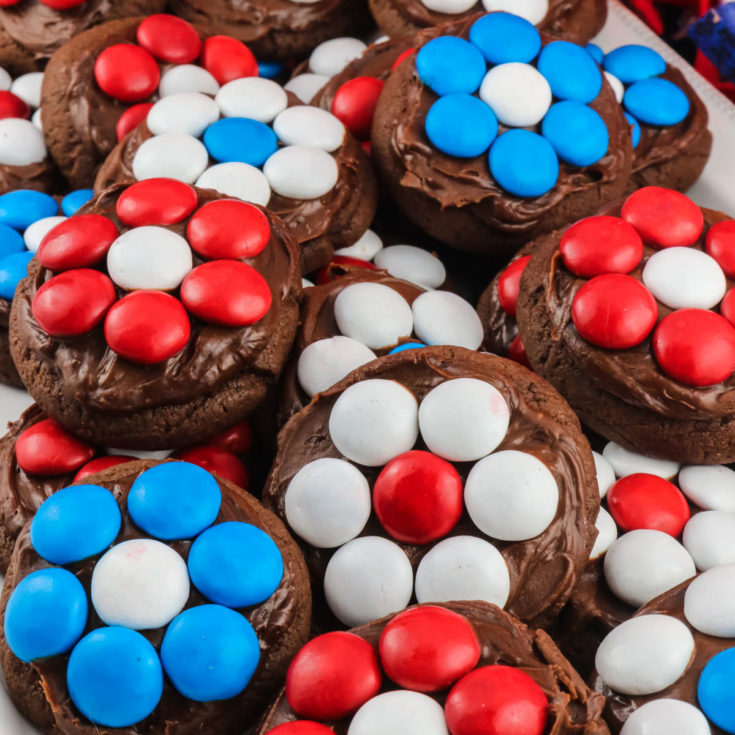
left=0, top=67, right=11, bottom=91
left=0, top=118, right=46, bottom=165
left=590, top=506, right=618, bottom=560
left=684, top=564, right=735, bottom=637
left=107, top=447, right=173, bottom=460
left=348, top=691, right=449, bottom=735
left=10, top=72, right=42, bottom=108
left=593, top=450, right=616, bottom=498
left=146, top=92, right=220, bottom=138
left=263, top=144, right=338, bottom=200
left=481, top=0, right=549, bottom=25
left=678, top=465, right=735, bottom=511
left=132, top=132, right=209, bottom=183
left=604, top=71, right=625, bottom=104
left=284, top=73, right=329, bottom=104
left=683, top=511, right=735, bottom=571
left=273, top=106, right=345, bottom=152
left=158, top=64, right=220, bottom=97
left=24, top=216, right=66, bottom=253
left=297, top=336, right=377, bottom=397
left=31, top=107, right=42, bottom=131
left=309, top=37, right=367, bottom=77
left=215, top=77, right=288, bottom=122
left=420, top=0, right=477, bottom=14
left=479, top=63, right=552, bottom=127
left=301, top=277, right=315, bottom=288
left=195, top=162, right=271, bottom=206
left=374, top=245, right=446, bottom=289
left=602, top=441, right=680, bottom=480
left=334, top=229, right=383, bottom=260
left=620, top=699, right=711, bottom=735
left=411, top=291, right=483, bottom=350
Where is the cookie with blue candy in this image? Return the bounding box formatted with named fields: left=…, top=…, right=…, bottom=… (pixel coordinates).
left=0, top=458, right=311, bottom=734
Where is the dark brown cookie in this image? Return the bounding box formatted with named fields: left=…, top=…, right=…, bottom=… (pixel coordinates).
left=0, top=304, right=21, bottom=386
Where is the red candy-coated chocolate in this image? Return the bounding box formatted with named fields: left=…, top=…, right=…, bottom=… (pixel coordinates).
left=200, top=36, right=258, bottom=85
left=209, top=421, right=253, bottom=454
left=94, top=44, right=160, bottom=103
left=607, top=473, right=690, bottom=537
left=116, top=179, right=198, bottom=227
left=497, top=255, right=531, bottom=317
left=136, top=15, right=201, bottom=64
left=32, top=269, right=116, bottom=337
left=0, top=0, right=21, bottom=5
left=40, top=0, right=85, bottom=8
left=379, top=606, right=480, bottom=692
left=392, top=48, right=415, bottom=70
left=560, top=216, right=644, bottom=277
left=372, top=450, right=463, bottom=545
left=15, top=418, right=95, bottom=476
left=508, top=335, right=531, bottom=369
left=74, top=455, right=135, bottom=482
left=286, top=632, right=382, bottom=721
left=104, top=290, right=191, bottom=364
left=37, top=214, right=119, bottom=271
left=0, top=91, right=29, bottom=121
left=572, top=274, right=658, bottom=349
left=621, top=187, right=704, bottom=249
left=180, top=260, right=272, bottom=327
left=116, top=102, right=154, bottom=142
left=721, top=288, right=735, bottom=327
left=653, top=308, right=735, bottom=386
left=445, top=665, right=548, bottom=735
left=331, top=76, right=384, bottom=141
left=174, top=445, right=248, bottom=490
left=315, top=255, right=375, bottom=284
left=186, top=200, right=270, bottom=259
left=706, top=220, right=735, bottom=279
left=266, top=723, right=334, bottom=735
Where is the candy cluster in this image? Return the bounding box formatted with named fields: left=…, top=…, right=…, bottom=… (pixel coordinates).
left=417, top=0, right=548, bottom=23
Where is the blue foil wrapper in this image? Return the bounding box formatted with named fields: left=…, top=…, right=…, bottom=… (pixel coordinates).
left=689, top=3, right=735, bottom=82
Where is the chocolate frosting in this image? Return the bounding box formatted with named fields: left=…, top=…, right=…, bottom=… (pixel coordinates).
left=0, top=158, right=61, bottom=198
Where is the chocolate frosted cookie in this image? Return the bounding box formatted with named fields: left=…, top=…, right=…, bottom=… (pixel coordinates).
left=10, top=179, right=301, bottom=449
left=0, top=459, right=310, bottom=734
left=256, top=601, right=609, bottom=734
left=371, top=12, right=633, bottom=256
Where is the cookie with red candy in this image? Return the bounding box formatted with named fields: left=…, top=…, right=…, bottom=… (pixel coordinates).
left=516, top=186, right=735, bottom=464
left=9, top=179, right=301, bottom=449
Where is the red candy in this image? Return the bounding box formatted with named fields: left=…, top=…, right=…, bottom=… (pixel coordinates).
left=721, top=288, right=735, bottom=326
left=15, top=418, right=95, bottom=477
left=285, top=632, right=382, bottom=720
left=607, top=473, right=690, bottom=537
left=331, top=76, right=384, bottom=141
left=94, top=44, right=160, bottom=103
left=40, top=0, right=85, bottom=7
left=392, top=48, right=415, bottom=70
left=572, top=274, right=658, bottom=349
left=706, top=220, right=735, bottom=278
left=32, top=269, right=116, bottom=337
left=372, top=450, right=463, bottom=545
left=0, top=91, right=29, bottom=121
left=445, top=666, right=548, bottom=735
left=379, top=606, right=480, bottom=692
left=653, top=308, right=735, bottom=386
left=116, top=102, right=154, bottom=142
left=0, top=0, right=21, bottom=5
left=136, top=15, right=202, bottom=64
left=497, top=255, right=531, bottom=317
left=180, top=260, right=272, bottom=327
left=116, top=179, right=197, bottom=227
left=174, top=445, right=248, bottom=490
left=315, top=255, right=376, bottom=284
left=621, top=187, right=704, bottom=249
left=209, top=421, right=253, bottom=454
left=186, top=200, right=270, bottom=259
left=73, top=455, right=135, bottom=482
left=37, top=215, right=119, bottom=271
left=104, top=290, right=191, bottom=364
left=508, top=335, right=531, bottom=369
left=266, top=724, right=334, bottom=735
left=200, top=36, right=258, bottom=85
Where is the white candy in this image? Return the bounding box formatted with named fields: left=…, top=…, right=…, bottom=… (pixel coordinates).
left=132, top=132, right=209, bottom=183
left=297, top=336, right=377, bottom=397
left=604, top=71, right=625, bottom=104
left=334, top=282, right=414, bottom=349
left=0, top=118, right=46, bottom=165
left=602, top=442, right=680, bottom=480
left=146, top=92, right=220, bottom=137
left=196, top=162, right=272, bottom=206
left=329, top=379, right=419, bottom=466
left=415, top=535, right=510, bottom=608
left=10, top=72, right=43, bottom=109
left=309, top=37, right=367, bottom=77
left=481, top=0, right=549, bottom=25
left=107, top=226, right=192, bottom=291
left=420, top=0, right=477, bottom=13
left=273, top=106, right=345, bottom=152
left=324, top=536, right=413, bottom=626
left=479, top=63, right=552, bottom=127
left=285, top=457, right=372, bottom=548
left=31, top=107, right=42, bottom=131
left=23, top=216, right=66, bottom=253
left=678, top=465, right=735, bottom=511
left=374, top=245, right=446, bottom=289
left=91, top=539, right=190, bottom=630
left=595, top=615, right=695, bottom=696
left=604, top=529, right=696, bottom=608
left=684, top=564, right=735, bottom=636
left=158, top=64, right=220, bottom=97
left=348, top=691, right=449, bottom=735
left=263, top=144, right=338, bottom=200
left=412, top=291, right=483, bottom=350
left=335, top=229, right=384, bottom=260
left=464, top=450, right=559, bottom=541
left=284, top=73, right=330, bottom=104
left=215, top=77, right=288, bottom=122
left=302, top=277, right=315, bottom=288
left=683, top=511, right=735, bottom=571
left=591, top=506, right=618, bottom=560
left=418, top=378, right=509, bottom=462
left=642, top=247, right=726, bottom=310
left=0, top=67, right=11, bottom=91
left=106, top=447, right=173, bottom=460
left=593, top=451, right=616, bottom=498
left=620, top=699, right=711, bottom=735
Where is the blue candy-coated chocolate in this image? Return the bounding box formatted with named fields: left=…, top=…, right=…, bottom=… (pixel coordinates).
left=541, top=101, right=609, bottom=167
left=161, top=604, right=260, bottom=702
left=425, top=94, right=497, bottom=158
left=469, top=12, right=541, bottom=65
left=603, top=44, right=667, bottom=84
left=4, top=568, right=87, bottom=663
left=537, top=41, right=603, bottom=103
left=415, top=36, right=486, bottom=97
left=203, top=117, right=278, bottom=167
left=0, top=250, right=33, bottom=300
left=585, top=43, right=604, bottom=64
left=0, top=222, right=25, bottom=259
left=188, top=521, right=283, bottom=608
left=624, top=77, right=690, bottom=126
left=67, top=627, right=163, bottom=728
left=128, top=462, right=221, bottom=540
left=30, top=484, right=121, bottom=565
left=489, top=129, right=559, bottom=198
left=625, top=112, right=641, bottom=148
left=698, top=647, right=735, bottom=733
left=258, top=60, right=284, bottom=79
left=61, top=189, right=95, bottom=217
left=0, top=189, right=57, bottom=231
left=388, top=342, right=427, bottom=355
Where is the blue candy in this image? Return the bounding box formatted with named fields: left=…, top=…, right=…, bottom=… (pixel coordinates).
left=161, top=604, right=260, bottom=702
left=67, top=627, right=163, bottom=728
left=425, top=94, right=497, bottom=158
left=61, top=189, right=95, bottom=217
left=31, top=484, right=121, bottom=565
left=624, top=77, right=690, bottom=126
left=489, top=129, right=559, bottom=198
left=128, top=462, right=221, bottom=540
left=585, top=43, right=604, bottom=64
left=258, top=60, right=284, bottom=79
left=603, top=44, right=667, bottom=84
left=188, top=521, right=283, bottom=608
left=0, top=250, right=33, bottom=300
left=625, top=112, right=641, bottom=148
left=0, top=189, right=57, bottom=231
left=388, top=342, right=427, bottom=355
left=203, top=118, right=278, bottom=167
left=469, top=13, right=541, bottom=65
left=416, top=36, right=486, bottom=97
left=698, top=647, right=735, bottom=733
left=4, top=568, right=87, bottom=663
left=542, top=101, right=609, bottom=166
left=537, top=41, right=603, bottom=103
left=0, top=223, right=25, bottom=259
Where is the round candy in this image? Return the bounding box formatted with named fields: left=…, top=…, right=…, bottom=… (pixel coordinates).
left=683, top=564, right=735, bottom=638
left=469, top=12, right=541, bottom=65
left=147, top=93, right=220, bottom=138
left=23, top=216, right=66, bottom=253
left=309, top=37, right=366, bottom=78
left=593, top=451, right=616, bottom=497
left=541, top=101, right=609, bottom=167
left=607, top=71, right=625, bottom=103
left=0, top=118, right=46, bottom=165
left=0, top=222, right=24, bottom=259
left=389, top=342, right=426, bottom=354
left=136, top=14, right=202, bottom=64
left=590, top=506, right=618, bottom=560
left=0, top=90, right=29, bottom=120
left=297, top=336, right=376, bottom=398
left=116, top=102, right=154, bottom=141
left=416, top=37, right=486, bottom=97
left=284, top=73, right=330, bottom=104
left=602, top=441, right=680, bottom=480
left=625, top=112, right=641, bottom=147
left=204, top=117, right=277, bottom=168
left=133, top=132, right=209, bottom=183
left=174, top=445, right=248, bottom=489
left=374, top=245, right=445, bottom=289
left=479, top=63, right=551, bottom=127
left=537, top=40, right=603, bottom=103
left=273, top=106, right=345, bottom=153
left=679, top=465, right=735, bottom=511
left=348, top=690, right=448, bottom=735
left=215, top=77, right=288, bottom=123
left=37, top=214, right=119, bottom=270
left=706, top=220, right=735, bottom=278
left=684, top=511, right=735, bottom=571
left=196, top=161, right=271, bottom=205
left=698, top=648, right=735, bottom=733
left=425, top=93, right=497, bottom=158
left=0, top=249, right=32, bottom=299
left=15, top=417, right=94, bottom=476
left=116, top=179, right=197, bottom=228
left=268, top=724, right=335, bottom=734
left=411, top=291, right=483, bottom=350
left=200, top=35, right=258, bottom=85
left=331, top=76, right=384, bottom=140
left=187, top=199, right=269, bottom=259
left=263, top=144, right=338, bottom=200
left=74, top=455, right=134, bottom=481
left=420, top=0, right=476, bottom=12
left=159, top=65, right=219, bottom=98
left=489, top=129, right=558, bottom=198
left=586, top=43, right=604, bottom=64
left=496, top=255, right=531, bottom=316
left=0, top=188, right=56, bottom=229
left=624, top=78, right=690, bottom=126
left=604, top=45, right=667, bottom=84
left=620, top=699, right=711, bottom=735
left=94, top=44, right=160, bottom=103
left=480, top=0, right=549, bottom=25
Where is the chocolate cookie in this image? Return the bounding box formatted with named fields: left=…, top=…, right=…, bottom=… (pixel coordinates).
left=10, top=180, right=301, bottom=449
left=256, top=601, right=609, bottom=734
left=0, top=459, right=311, bottom=734
left=516, top=187, right=735, bottom=464
left=371, top=12, right=633, bottom=256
